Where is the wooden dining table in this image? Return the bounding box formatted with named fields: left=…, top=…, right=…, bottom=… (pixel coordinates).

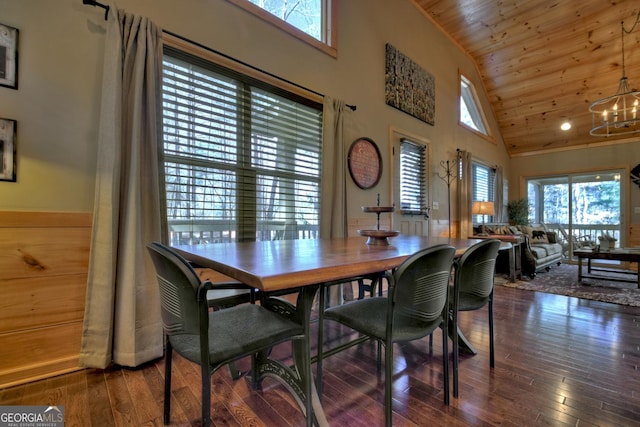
left=173, top=235, right=488, bottom=426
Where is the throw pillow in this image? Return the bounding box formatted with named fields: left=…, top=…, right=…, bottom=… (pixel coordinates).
left=530, top=228, right=549, bottom=244
left=546, top=231, right=557, bottom=244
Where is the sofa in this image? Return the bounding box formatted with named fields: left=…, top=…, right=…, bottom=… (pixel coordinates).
left=473, top=223, right=563, bottom=278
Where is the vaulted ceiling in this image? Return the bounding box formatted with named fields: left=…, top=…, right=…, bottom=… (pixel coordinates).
left=413, top=0, right=640, bottom=156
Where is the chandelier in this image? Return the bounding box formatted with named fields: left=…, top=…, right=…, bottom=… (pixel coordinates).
left=590, top=14, right=640, bottom=137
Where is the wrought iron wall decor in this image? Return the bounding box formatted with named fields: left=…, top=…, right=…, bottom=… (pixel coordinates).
left=384, top=43, right=435, bottom=125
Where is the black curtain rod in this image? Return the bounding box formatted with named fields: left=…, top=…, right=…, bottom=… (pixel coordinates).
left=163, top=30, right=356, bottom=111
left=83, top=0, right=110, bottom=20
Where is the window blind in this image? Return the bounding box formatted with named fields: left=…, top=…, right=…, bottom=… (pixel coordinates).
left=162, top=47, right=323, bottom=243
left=472, top=162, right=495, bottom=221
left=399, top=139, right=427, bottom=215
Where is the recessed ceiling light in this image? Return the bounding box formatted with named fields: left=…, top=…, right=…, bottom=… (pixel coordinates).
left=560, top=121, right=571, bottom=131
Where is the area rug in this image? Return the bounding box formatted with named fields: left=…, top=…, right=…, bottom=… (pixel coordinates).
left=495, top=263, right=640, bottom=307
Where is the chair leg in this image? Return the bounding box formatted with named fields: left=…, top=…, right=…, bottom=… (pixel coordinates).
left=316, top=285, right=326, bottom=396
left=489, top=297, right=495, bottom=368
left=202, top=365, right=211, bottom=427
left=357, top=278, right=366, bottom=300
left=301, top=335, right=314, bottom=427
left=227, top=361, right=241, bottom=379
left=441, top=324, right=450, bottom=405
left=452, top=310, right=459, bottom=398
left=384, top=342, right=393, bottom=427
left=164, top=340, right=172, bottom=425
left=250, top=353, right=262, bottom=390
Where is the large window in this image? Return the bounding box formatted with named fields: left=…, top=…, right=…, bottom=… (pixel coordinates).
left=162, top=47, right=323, bottom=244
left=526, top=171, right=623, bottom=258
left=227, top=0, right=336, bottom=56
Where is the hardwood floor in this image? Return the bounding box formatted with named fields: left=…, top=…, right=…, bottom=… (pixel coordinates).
left=1, top=286, right=639, bottom=426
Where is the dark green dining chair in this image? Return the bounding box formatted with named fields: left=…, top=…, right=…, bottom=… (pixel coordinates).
left=316, top=244, right=457, bottom=427
left=193, top=266, right=257, bottom=379
left=450, top=238, right=501, bottom=398
left=146, top=242, right=314, bottom=427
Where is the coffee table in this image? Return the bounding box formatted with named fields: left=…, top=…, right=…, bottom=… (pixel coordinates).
left=574, top=248, right=640, bottom=289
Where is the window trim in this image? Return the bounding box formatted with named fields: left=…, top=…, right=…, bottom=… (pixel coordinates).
left=226, top=0, right=337, bottom=58
left=459, top=73, right=495, bottom=143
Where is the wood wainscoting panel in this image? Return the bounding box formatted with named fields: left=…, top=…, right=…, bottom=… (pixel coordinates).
left=0, top=323, right=84, bottom=389
left=0, top=275, right=87, bottom=333
left=0, top=211, right=92, bottom=389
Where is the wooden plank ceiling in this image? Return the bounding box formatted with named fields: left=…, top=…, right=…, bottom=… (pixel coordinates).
left=413, top=0, right=640, bottom=156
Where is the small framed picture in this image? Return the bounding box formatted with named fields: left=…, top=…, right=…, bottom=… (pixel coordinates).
left=0, top=118, right=17, bottom=182
left=0, top=23, right=19, bottom=89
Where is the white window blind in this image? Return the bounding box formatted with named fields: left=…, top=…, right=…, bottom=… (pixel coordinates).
left=162, top=47, right=323, bottom=244
left=472, top=162, right=495, bottom=222
left=399, top=139, right=428, bottom=215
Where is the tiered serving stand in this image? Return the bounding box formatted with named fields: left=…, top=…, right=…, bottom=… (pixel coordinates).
left=357, top=205, right=399, bottom=246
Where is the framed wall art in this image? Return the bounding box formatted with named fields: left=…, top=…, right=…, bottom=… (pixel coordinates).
left=0, top=23, right=19, bottom=89
left=385, top=43, right=435, bottom=125
left=0, top=118, right=17, bottom=182
left=348, top=137, right=382, bottom=189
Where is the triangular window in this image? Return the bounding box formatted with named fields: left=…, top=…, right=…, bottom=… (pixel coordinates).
left=460, top=74, right=490, bottom=136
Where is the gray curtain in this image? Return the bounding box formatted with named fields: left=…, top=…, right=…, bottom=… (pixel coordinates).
left=79, top=8, right=165, bottom=368
left=320, top=97, right=348, bottom=239
left=494, top=165, right=505, bottom=222
left=456, top=150, right=473, bottom=238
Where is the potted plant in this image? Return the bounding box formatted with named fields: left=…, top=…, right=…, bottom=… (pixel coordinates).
left=507, top=198, right=529, bottom=226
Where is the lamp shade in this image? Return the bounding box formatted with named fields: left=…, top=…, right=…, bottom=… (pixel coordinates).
left=472, top=201, right=495, bottom=217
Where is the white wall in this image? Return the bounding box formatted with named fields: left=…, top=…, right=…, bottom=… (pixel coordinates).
left=0, top=0, right=510, bottom=225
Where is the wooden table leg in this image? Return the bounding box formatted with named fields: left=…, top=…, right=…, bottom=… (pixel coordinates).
left=508, top=245, right=516, bottom=282
left=578, top=256, right=583, bottom=283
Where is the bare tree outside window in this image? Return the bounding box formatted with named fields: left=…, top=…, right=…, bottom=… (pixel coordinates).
left=247, top=0, right=322, bottom=40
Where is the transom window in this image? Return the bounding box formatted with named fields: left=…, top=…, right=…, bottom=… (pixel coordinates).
left=227, top=0, right=336, bottom=56
left=460, top=74, right=490, bottom=137
left=162, top=46, right=323, bottom=244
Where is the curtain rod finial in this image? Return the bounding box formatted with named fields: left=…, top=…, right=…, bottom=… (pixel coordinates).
left=83, top=0, right=110, bottom=20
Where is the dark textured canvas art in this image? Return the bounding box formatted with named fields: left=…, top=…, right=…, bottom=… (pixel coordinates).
left=384, top=43, right=435, bottom=125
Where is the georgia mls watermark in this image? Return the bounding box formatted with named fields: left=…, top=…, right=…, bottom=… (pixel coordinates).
left=0, top=406, right=64, bottom=427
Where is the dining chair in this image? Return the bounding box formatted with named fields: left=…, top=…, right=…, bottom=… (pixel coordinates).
left=356, top=272, right=386, bottom=299
left=316, top=244, right=457, bottom=426
left=146, top=242, right=314, bottom=427
left=449, top=238, right=501, bottom=398
left=193, top=266, right=257, bottom=378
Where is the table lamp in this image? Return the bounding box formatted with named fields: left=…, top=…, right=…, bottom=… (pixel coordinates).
left=472, top=201, right=495, bottom=232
